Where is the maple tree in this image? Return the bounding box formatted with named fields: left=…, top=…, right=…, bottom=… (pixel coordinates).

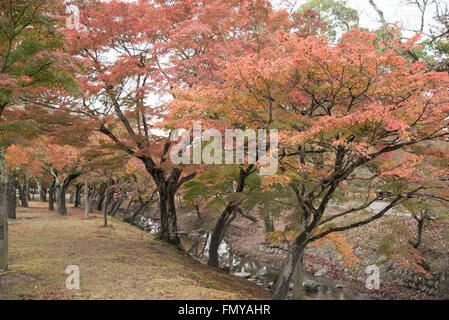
left=165, top=0, right=325, bottom=264
left=171, top=27, right=449, bottom=299
left=298, top=0, right=359, bottom=41
left=117, top=158, right=158, bottom=225
left=0, top=0, right=448, bottom=302
left=28, top=140, right=82, bottom=215
left=80, top=135, right=132, bottom=223
left=0, top=0, right=78, bottom=272
left=3, top=144, right=33, bottom=216
left=0, top=0, right=76, bottom=117
left=0, top=0, right=78, bottom=199
left=4, top=144, right=35, bottom=208
left=62, top=0, right=196, bottom=243
left=61, top=0, right=324, bottom=245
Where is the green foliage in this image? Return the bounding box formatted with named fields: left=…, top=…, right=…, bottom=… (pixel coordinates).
left=0, top=0, right=78, bottom=110
left=0, top=120, right=38, bottom=147
left=182, top=166, right=239, bottom=211
left=402, top=198, right=447, bottom=221
left=377, top=233, right=397, bottom=257
left=377, top=219, right=412, bottom=258
left=298, top=0, right=359, bottom=41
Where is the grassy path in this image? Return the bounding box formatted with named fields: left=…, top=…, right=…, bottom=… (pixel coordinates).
left=0, top=202, right=269, bottom=300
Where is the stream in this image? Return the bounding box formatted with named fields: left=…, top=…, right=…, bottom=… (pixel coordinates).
left=134, top=215, right=366, bottom=300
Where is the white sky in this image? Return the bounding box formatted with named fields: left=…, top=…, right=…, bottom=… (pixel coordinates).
left=346, top=0, right=438, bottom=34
left=273, top=0, right=443, bottom=38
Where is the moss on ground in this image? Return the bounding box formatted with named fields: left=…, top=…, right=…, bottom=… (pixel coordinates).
left=0, top=202, right=269, bottom=300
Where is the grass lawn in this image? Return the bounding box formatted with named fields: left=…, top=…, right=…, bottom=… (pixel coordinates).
left=0, top=202, right=269, bottom=300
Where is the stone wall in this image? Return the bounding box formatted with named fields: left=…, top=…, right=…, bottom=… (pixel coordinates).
left=382, top=262, right=443, bottom=296
left=258, top=242, right=446, bottom=296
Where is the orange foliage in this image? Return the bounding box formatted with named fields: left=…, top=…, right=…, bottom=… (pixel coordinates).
left=310, top=232, right=360, bottom=268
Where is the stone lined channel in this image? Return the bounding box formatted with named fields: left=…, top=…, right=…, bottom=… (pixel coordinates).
left=132, top=215, right=368, bottom=300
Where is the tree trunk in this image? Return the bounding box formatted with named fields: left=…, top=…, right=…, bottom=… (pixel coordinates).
left=0, top=182, right=8, bottom=272
left=411, top=217, right=425, bottom=249
left=89, top=190, right=96, bottom=213
left=108, top=197, right=123, bottom=217
left=208, top=204, right=236, bottom=267
left=292, top=249, right=305, bottom=300
left=103, top=172, right=112, bottom=227
left=96, top=193, right=105, bottom=211
left=272, top=238, right=306, bottom=300
left=108, top=199, right=123, bottom=217
left=195, top=204, right=201, bottom=219
left=84, top=171, right=89, bottom=219
left=6, top=171, right=16, bottom=219
left=130, top=205, right=145, bottom=225
left=207, top=168, right=251, bottom=267
left=57, top=173, right=81, bottom=216
left=18, top=182, right=28, bottom=208
left=39, top=183, right=46, bottom=202
left=0, top=146, right=8, bottom=272
left=49, top=178, right=56, bottom=211
left=74, top=184, right=82, bottom=208
left=157, top=187, right=179, bottom=245
left=263, top=214, right=275, bottom=233
left=21, top=186, right=28, bottom=207
left=25, top=175, right=30, bottom=202
left=291, top=214, right=309, bottom=300
left=142, top=162, right=195, bottom=245
left=57, top=186, right=67, bottom=215
left=104, top=189, right=114, bottom=212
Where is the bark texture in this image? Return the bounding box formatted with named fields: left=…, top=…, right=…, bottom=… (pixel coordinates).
left=6, top=171, right=16, bottom=219
left=57, top=173, right=81, bottom=215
